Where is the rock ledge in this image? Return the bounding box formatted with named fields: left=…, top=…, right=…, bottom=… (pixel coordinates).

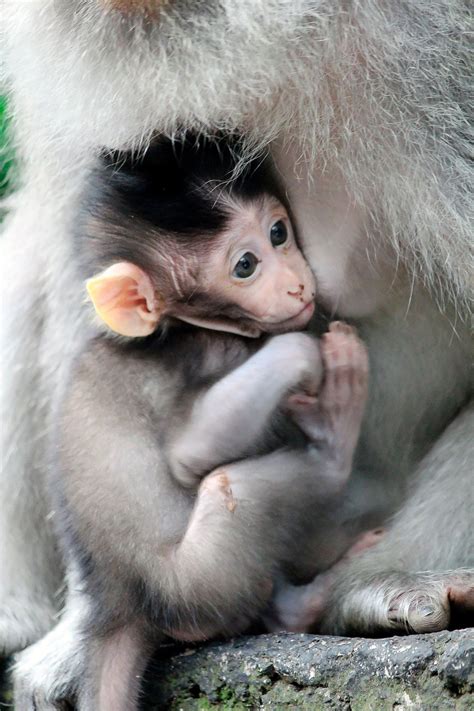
left=143, top=629, right=473, bottom=710
left=1, top=629, right=472, bottom=709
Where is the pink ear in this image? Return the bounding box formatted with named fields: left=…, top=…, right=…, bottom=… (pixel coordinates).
left=86, top=262, right=164, bottom=337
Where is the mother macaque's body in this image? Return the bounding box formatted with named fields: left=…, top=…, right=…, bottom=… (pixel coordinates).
left=1, top=0, right=473, bottom=707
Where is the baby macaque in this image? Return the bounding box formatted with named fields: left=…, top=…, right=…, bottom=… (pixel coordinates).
left=52, top=136, right=368, bottom=708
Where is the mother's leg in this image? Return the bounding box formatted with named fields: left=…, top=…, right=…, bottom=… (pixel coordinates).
left=320, top=402, right=474, bottom=634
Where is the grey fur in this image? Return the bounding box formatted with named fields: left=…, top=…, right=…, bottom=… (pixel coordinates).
left=14, top=203, right=368, bottom=708
left=1, top=1, right=473, bottom=708
left=55, top=329, right=347, bottom=634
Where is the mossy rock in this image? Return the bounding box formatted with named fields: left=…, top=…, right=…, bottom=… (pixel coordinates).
left=142, top=629, right=473, bottom=709
left=0, top=624, right=472, bottom=707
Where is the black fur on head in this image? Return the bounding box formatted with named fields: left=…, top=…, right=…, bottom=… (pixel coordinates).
left=102, top=134, right=284, bottom=234
left=78, top=133, right=288, bottom=306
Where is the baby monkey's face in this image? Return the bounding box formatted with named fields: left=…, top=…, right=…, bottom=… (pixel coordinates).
left=86, top=196, right=316, bottom=339
left=196, top=196, right=316, bottom=335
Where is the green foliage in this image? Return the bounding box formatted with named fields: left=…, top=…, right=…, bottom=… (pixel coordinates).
left=0, top=95, right=14, bottom=197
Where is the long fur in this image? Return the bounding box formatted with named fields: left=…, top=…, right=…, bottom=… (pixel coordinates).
left=2, top=0, right=472, bottom=305
left=1, top=5, right=473, bottom=705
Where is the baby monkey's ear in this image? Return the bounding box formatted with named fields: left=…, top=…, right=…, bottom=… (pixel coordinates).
left=86, top=262, right=164, bottom=337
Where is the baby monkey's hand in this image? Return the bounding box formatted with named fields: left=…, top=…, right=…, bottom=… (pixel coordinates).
left=287, top=322, right=369, bottom=455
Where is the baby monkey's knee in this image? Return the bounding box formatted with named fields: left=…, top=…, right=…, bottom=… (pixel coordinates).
left=200, top=468, right=237, bottom=514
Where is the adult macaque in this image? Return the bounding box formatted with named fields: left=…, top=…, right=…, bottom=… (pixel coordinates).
left=1, top=0, right=473, bottom=708
left=14, top=137, right=367, bottom=708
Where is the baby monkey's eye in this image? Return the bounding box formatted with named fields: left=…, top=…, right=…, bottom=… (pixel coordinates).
left=270, top=220, right=288, bottom=247
left=233, top=252, right=259, bottom=279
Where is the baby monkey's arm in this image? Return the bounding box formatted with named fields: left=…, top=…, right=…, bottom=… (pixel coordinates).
left=85, top=260, right=322, bottom=486
left=168, top=332, right=323, bottom=487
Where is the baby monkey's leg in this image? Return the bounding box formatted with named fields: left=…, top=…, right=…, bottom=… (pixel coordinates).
left=13, top=566, right=151, bottom=711
left=14, top=600, right=152, bottom=711
left=287, top=321, right=369, bottom=492
left=266, top=528, right=385, bottom=633
left=163, top=442, right=358, bottom=642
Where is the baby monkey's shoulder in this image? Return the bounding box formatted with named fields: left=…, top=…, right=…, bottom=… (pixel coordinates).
left=73, top=327, right=258, bottom=396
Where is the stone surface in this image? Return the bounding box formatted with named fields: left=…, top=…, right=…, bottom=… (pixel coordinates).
left=141, top=629, right=473, bottom=710
left=1, top=629, right=473, bottom=709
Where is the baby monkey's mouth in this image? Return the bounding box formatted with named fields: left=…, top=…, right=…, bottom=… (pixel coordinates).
left=261, top=301, right=315, bottom=334
left=173, top=300, right=316, bottom=339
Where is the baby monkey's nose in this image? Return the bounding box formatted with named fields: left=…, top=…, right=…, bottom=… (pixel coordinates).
left=287, top=284, right=305, bottom=298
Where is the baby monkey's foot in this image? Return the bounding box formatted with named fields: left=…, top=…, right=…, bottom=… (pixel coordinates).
left=288, top=321, right=368, bottom=471
left=265, top=528, right=385, bottom=633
